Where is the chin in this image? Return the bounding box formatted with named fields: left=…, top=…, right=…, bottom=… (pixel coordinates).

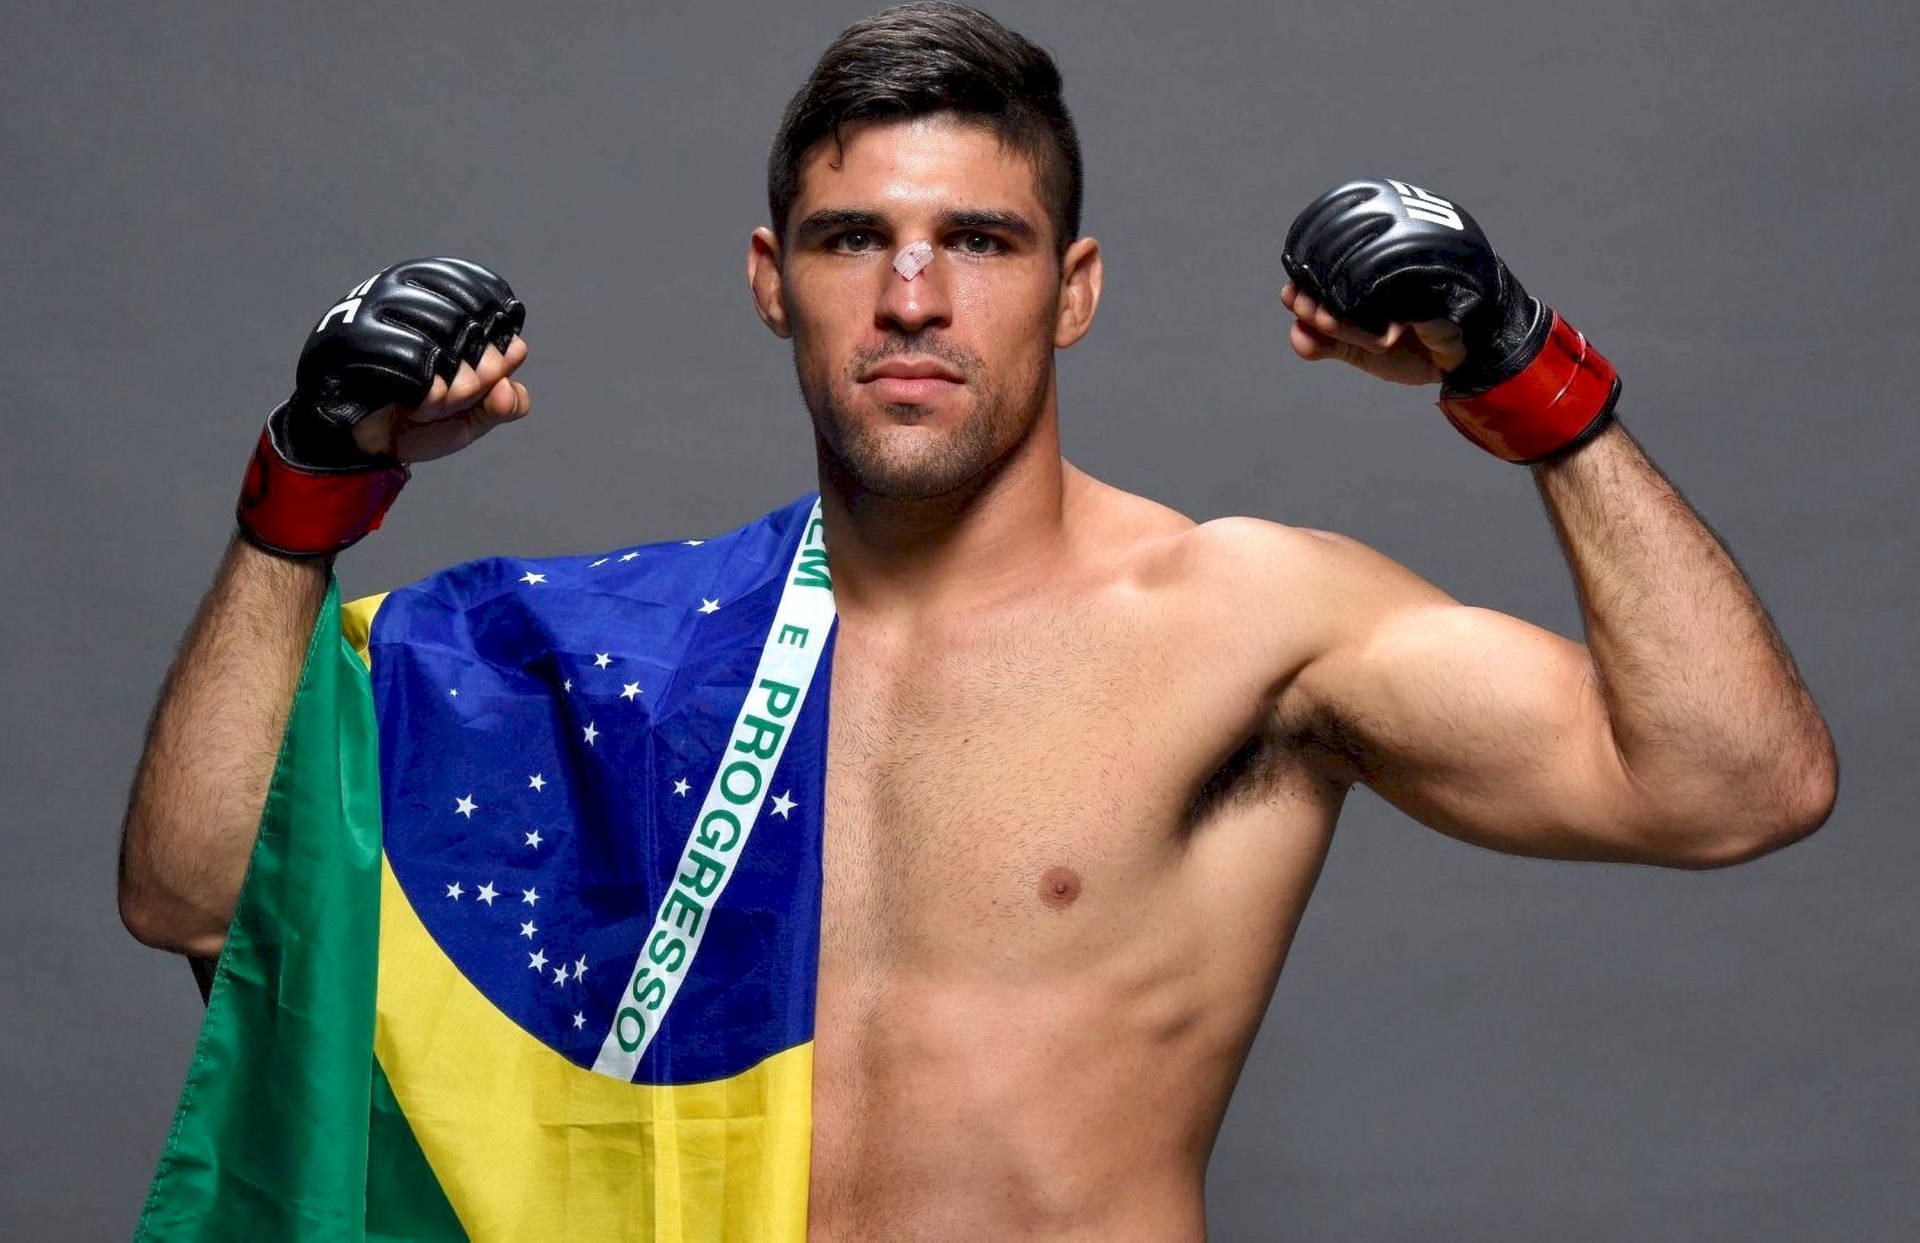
left=806, top=371, right=1019, bottom=500
left=862, top=383, right=962, bottom=421
left=833, top=420, right=997, bottom=500
left=846, top=442, right=981, bottom=499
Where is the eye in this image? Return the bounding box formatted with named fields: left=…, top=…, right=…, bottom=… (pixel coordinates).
left=956, top=232, right=1002, bottom=255
left=830, top=230, right=881, bottom=252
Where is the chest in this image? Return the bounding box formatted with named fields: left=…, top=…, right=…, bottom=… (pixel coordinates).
left=815, top=599, right=1274, bottom=961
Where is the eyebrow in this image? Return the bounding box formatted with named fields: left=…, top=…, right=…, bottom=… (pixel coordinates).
left=792, top=206, right=1040, bottom=248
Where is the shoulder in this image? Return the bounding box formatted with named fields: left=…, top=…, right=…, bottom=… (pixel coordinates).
left=1144, top=513, right=1461, bottom=720
left=1164, top=516, right=1453, bottom=618
left=1067, top=471, right=1329, bottom=583
left=1137, top=513, right=1397, bottom=609
left=355, top=493, right=820, bottom=618
left=335, top=496, right=820, bottom=663
left=1068, top=467, right=1378, bottom=605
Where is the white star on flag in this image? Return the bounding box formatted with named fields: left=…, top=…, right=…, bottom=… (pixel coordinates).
left=528, top=773, right=546, bottom=791
left=563, top=678, right=573, bottom=692
left=528, top=949, right=547, bottom=971
left=572, top=1012, right=586, bottom=1030
left=524, top=829, right=543, bottom=848
left=476, top=881, right=499, bottom=905
left=445, top=881, right=464, bottom=900
left=590, top=557, right=609, bottom=567
left=621, top=682, right=641, bottom=700
left=769, top=790, right=796, bottom=819
left=582, top=721, right=598, bottom=745
left=574, top=955, right=589, bottom=979
left=448, top=687, right=458, bottom=697
left=683, top=539, right=705, bottom=546
left=593, top=652, right=612, bottom=669
left=454, top=794, right=478, bottom=818
left=619, top=551, right=639, bottom=562
left=520, top=572, right=547, bottom=585
left=673, top=778, right=690, bottom=797
left=522, top=887, right=540, bottom=906
left=699, top=598, right=720, bottom=614
left=552, top=965, right=569, bottom=985
left=520, top=920, right=536, bottom=939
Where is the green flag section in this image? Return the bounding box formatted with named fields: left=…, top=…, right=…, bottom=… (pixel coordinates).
left=135, top=580, right=463, bottom=1240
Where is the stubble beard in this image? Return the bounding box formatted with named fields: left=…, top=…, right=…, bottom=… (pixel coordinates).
left=795, top=342, right=1051, bottom=502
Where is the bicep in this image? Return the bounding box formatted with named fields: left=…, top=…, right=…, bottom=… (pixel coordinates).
left=1287, top=534, right=1683, bottom=865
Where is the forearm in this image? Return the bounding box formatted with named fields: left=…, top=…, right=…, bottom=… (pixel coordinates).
left=1531, top=417, right=1837, bottom=835
left=117, top=533, right=331, bottom=956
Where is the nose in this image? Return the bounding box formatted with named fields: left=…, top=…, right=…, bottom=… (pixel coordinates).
left=876, top=242, right=950, bottom=336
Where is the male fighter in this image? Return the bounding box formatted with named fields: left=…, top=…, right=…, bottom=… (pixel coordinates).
left=119, top=2, right=1836, bottom=1236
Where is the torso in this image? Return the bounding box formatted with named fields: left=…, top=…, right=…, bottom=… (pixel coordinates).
left=805, top=479, right=1354, bottom=1239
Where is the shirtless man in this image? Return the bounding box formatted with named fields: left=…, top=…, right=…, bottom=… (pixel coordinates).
left=118, top=2, right=1837, bottom=1237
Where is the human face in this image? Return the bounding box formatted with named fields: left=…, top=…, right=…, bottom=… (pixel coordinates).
left=750, top=114, right=1097, bottom=500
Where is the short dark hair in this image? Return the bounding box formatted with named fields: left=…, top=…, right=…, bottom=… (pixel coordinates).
left=767, top=1, right=1083, bottom=262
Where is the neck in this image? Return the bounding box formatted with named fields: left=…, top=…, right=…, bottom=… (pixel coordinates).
left=815, top=404, right=1083, bottom=617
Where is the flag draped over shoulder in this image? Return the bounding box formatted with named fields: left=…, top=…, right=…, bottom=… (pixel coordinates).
left=138, top=493, right=836, bottom=1241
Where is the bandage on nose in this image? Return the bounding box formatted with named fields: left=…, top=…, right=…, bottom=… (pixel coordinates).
left=892, top=240, right=934, bottom=281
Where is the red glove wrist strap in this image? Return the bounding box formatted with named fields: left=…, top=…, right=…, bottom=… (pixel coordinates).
left=1437, top=310, right=1621, bottom=464
left=235, top=420, right=410, bottom=558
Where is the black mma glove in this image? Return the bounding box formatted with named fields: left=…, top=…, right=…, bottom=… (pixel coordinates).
left=1281, top=178, right=1619, bottom=464
left=236, top=257, right=525, bottom=558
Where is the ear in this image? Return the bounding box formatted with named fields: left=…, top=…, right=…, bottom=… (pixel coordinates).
left=1053, top=236, right=1102, bottom=349
left=748, top=226, right=791, bottom=339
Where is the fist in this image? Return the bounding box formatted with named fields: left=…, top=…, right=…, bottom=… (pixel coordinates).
left=1278, top=177, right=1531, bottom=387
left=1279, top=178, right=1621, bottom=463
left=1279, top=280, right=1465, bottom=385
left=287, top=257, right=532, bottom=466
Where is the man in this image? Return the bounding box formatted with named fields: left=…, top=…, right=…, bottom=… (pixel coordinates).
left=119, top=1, right=1837, bottom=1236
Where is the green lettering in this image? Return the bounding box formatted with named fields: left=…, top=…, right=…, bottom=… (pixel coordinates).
left=664, top=887, right=705, bottom=936
left=792, top=546, right=831, bottom=589
left=720, top=759, right=763, bottom=805
left=678, top=848, right=727, bottom=899
left=696, top=807, right=741, bottom=852
left=733, top=712, right=786, bottom=760
left=758, top=678, right=799, bottom=719
left=648, top=929, right=687, bottom=971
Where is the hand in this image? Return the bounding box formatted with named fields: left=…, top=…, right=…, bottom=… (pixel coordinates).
left=351, top=334, right=532, bottom=463
left=238, top=257, right=529, bottom=559
left=1280, top=281, right=1467, bottom=385
left=1279, top=177, right=1619, bottom=462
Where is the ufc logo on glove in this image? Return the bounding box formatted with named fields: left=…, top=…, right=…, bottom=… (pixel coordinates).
left=315, top=272, right=381, bottom=333
left=1387, top=179, right=1465, bottom=231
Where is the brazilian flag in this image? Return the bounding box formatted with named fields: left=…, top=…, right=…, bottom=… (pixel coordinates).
left=137, top=494, right=836, bottom=1240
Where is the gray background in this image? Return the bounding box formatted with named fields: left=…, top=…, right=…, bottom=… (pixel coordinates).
left=5, top=0, right=1914, bottom=1237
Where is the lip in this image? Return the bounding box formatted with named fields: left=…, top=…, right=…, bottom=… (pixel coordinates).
left=863, top=375, right=962, bottom=403
left=862, top=356, right=964, bottom=382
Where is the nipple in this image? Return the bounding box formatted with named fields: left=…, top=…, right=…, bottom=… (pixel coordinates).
left=1038, top=866, right=1082, bottom=909
left=892, top=240, right=934, bottom=281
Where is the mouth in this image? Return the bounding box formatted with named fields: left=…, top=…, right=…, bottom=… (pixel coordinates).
left=861, top=375, right=964, bottom=404
left=856, top=353, right=966, bottom=406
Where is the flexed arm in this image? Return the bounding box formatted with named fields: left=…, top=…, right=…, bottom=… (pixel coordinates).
left=1265, top=178, right=1835, bottom=865
left=118, top=259, right=532, bottom=958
